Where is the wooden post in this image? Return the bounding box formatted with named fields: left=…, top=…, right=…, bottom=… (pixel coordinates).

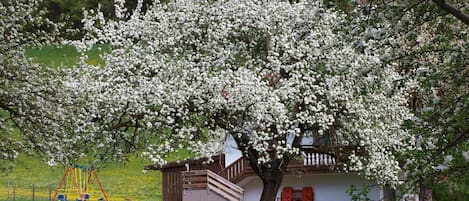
left=52, top=166, right=71, bottom=201
left=32, top=183, right=35, bottom=201
left=92, top=170, right=110, bottom=201
left=12, top=184, right=16, bottom=201
left=48, top=184, right=52, bottom=201
left=8, top=178, right=10, bottom=201
left=70, top=167, right=83, bottom=200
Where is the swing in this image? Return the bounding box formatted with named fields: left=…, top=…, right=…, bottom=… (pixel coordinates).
left=57, top=194, right=66, bottom=201
left=56, top=167, right=75, bottom=201
left=52, top=165, right=110, bottom=201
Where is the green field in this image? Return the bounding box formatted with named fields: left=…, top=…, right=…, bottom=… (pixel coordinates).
left=0, top=45, right=162, bottom=201
left=25, top=45, right=109, bottom=67
left=0, top=155, right=161, bottom=201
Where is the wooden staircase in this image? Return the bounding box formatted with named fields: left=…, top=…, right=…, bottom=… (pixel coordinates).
left=182, top=170, right=244, bottom=201
left=218, top=157, right=256, bottom=183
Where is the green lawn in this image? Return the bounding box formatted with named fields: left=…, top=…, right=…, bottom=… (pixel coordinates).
left=0, top=45, right=163, bottom=201
left=0, top=155, right=161, bottom=201
left=25, top=45, right=109, bottom=67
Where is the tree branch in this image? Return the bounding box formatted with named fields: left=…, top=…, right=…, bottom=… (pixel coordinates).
left=432, top=0, right=469, bottom=25
left=432, top=132, right=468, bottom=158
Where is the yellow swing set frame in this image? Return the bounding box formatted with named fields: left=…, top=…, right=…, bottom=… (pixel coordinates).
left=52, top=165, right=110, bottom=201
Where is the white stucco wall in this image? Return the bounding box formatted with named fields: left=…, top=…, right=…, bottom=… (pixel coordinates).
left=241, top=178, right=264, bottom=201
left=224, top=135, right=242, bottom=166
left=183, top=189, right=230, bottom=201
left=240, top=173, right=383, bottom=201
left=223, top=135, right=383, bottom=200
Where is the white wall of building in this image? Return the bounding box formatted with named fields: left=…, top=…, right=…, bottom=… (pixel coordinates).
left=240, top=173, right=383, bottom=201
left=241, top=178, right=264, bottom=201
left=224, top=135, right=384, bottom=200
left=224, top=134, right=242, bottom=166
left=183, top=189, right=229, bottom=201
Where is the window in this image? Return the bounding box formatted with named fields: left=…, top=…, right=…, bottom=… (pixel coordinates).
left=281, top=187, right=314, bottom=201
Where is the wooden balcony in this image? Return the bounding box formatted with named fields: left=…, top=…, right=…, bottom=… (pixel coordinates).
left=218, top=149, right=341, bottom=184
left=286, top=151, right=338, bottom=174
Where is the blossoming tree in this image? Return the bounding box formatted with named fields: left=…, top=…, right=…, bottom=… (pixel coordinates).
left=347, top=1, right=469, bottom=200
left=0, top=0, right=64, bottom=169
left=1, top=0, right=465, bottom=199
left=59, top=0, right=415, bottom=200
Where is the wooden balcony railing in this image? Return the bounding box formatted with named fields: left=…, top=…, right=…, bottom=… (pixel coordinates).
left=182, top=170, right=244, bottom=201
left=219, top=150, right=340, bottom=183
left=303, top=152, right=336, bottom=166
left=218, top=157, right=255, bottom=183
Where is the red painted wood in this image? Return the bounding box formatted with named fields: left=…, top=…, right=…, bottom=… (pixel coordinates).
left=301, top=187, right=314, bottom=201
left=281, top=187, right=294, bottom=201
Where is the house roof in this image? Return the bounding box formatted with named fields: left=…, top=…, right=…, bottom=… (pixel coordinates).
left=144, top=154, right=225, bottom=171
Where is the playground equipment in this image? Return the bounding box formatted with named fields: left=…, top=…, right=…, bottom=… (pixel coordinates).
left=52, top=165, right=109, bottom=201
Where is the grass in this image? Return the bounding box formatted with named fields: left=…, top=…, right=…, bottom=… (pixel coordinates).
left=0, top=155, right=161, bottom=201
left=24, top=45, right=109, bottom=67
left=0, top=45, right=164, bottom=201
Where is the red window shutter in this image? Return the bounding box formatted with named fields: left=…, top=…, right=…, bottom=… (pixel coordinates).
left=281, top=187, right=294, bottom=201
left=301, top=187, right=314, bottom=201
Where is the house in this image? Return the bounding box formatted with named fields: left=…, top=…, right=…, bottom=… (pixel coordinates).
left=144, top=135, right=394, bottom=201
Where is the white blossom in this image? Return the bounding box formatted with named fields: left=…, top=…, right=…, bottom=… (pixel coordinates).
left=59, top=0, right=414, bottom=185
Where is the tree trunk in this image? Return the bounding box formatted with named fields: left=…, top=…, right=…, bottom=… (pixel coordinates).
left=231, top=130, right=295, bottom=201
left=419, top=184, right=433, bottom=201
left=259, top=169, right=284, bottom=201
